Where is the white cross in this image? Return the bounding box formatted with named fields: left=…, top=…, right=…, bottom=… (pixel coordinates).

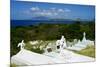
left=18, top=40, right=25, bottom=50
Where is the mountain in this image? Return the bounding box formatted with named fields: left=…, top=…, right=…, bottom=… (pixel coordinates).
left=32, top=16, right=50, bottom=20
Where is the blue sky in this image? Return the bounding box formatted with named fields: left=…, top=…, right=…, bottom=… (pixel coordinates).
left=11, top=0, right=95, bottom=21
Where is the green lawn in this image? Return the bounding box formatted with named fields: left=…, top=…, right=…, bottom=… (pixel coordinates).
left=74, top=45, right=95, bottom=58
left=10, top=64, right=17, bottom=67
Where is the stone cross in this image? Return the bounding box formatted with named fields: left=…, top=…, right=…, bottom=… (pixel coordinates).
left=56, top=35, right=67, bottom=52
left=18, top=40, right=25, bottom=50
left=60, top=35, right=67, bottom=49
left=82, top=32, right=86, bottom=42
left=83, top=32, right=86, bottom=37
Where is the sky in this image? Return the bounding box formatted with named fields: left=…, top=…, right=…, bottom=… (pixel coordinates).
left=11, top=0, right=95, bottom=21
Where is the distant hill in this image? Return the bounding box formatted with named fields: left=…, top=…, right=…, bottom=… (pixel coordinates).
left=32, top=16, right=50, bottom=20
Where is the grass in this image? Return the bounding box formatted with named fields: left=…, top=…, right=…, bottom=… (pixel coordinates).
left=10, top=64, right=17, bottom=67
left=74, top=45, right=95, bottom=58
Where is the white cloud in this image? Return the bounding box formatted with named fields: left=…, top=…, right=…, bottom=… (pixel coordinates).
left=25, top=6, right=71, bottom=18
left=50, top=8, right=56, bottom=11
left=58, top=8, right=71, bottom=13
left=58, top=9, right=64, bottom=12
left=30, top=7, right=40, bottom=11
left=38, top=12, right=52, bottom=16
left=42, top=9, right=47, bottom=12
left=50, top=8, right=56, bottom=10
left=65, top=9, right=71, bottom=12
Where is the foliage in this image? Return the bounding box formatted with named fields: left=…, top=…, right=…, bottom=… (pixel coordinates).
left=25, top=42, right=44, bottom=54
left=11, top=20, right=95, bottom=56
left=74, top=45, right=95, bottom=58
left=30, top=48, right=44, bottom=54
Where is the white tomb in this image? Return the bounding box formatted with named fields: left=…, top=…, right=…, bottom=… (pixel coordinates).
left=11, top=35, right=95, bottom=65
left=11, top=49, right=94, bottom=65
left=56, top=36, right=67, bottom=52
left=67, top=32, right=94, bottom=51
left=11, top=49, right=56, bottom=65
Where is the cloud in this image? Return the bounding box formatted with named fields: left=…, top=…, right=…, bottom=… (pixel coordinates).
left=30, top=7, right=40, bottom=11
left=50, top=8, right=56, bottom=10
left=58, top=9, right=64, bottom=12
left=40, top=12, right=52, bottom=16
left=29, top=7, right=58, bottom=16
left=50, top=8, right=56, bottom=11
left=38, top=10, right=59, bottom=16
left=58, top=8, right=71, bottom=13
left=24, top=6, right=71, bottom=18
left=65, top=9, right=71, bottom=12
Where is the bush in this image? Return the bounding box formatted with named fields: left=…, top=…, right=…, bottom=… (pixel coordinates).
left=30, top=48, right=44, bottom=54
left=11, top=21, right=95, bottom=56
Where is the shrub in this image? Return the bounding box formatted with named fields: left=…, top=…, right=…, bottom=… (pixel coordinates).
left=30, top=48, right=44, bottom=54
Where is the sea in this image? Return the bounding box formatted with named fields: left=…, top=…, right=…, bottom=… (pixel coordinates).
left=11, top=20, right=76, bottom=27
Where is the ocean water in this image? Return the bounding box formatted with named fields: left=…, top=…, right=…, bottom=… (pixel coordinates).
left=11, top=20, right=75, bottom=27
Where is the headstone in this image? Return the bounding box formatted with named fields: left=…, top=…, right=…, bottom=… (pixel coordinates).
left=60, top=35, right=67, bottom=49
left=18, top=40, right=26, bottom=50
left=47, top=48, right=52, bottom=52
left=82, top=32, right=87, bottom=43
left=45, top=43, right=52, bottom=53
left=56, top=35, right=67, bottom=53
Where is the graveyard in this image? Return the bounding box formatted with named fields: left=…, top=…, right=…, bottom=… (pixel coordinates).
left=10, top=1, right=95, bottom=66
left=11, top=32, right=95, bottom=66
